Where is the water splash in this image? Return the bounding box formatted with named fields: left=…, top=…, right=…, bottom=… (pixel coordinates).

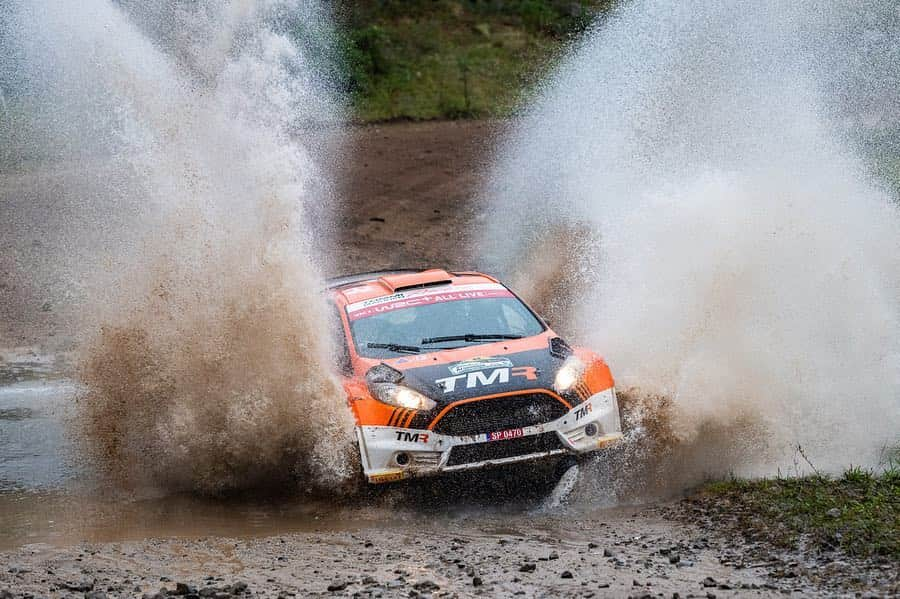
left=485, top=0, right=900, bottom=496
left=3, top=0, right=356, bottom=494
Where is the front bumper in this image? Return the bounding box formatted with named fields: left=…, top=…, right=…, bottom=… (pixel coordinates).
left=358, top=387, right=623, bottom=484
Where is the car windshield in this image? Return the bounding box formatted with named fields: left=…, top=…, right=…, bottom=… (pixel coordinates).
left=348, top=294, right=544, bottom=359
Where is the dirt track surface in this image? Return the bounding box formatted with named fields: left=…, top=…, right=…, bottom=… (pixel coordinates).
left=330, top=120, right=499, bottom=275
left=0, top=507, right=810, bottom=598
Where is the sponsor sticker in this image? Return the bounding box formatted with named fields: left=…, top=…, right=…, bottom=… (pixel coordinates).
left=488, top=428, right=524, bottom=442
left=346, top=283, right=513, bottom=321
left=368, top=470, right=407, bottom=484
left=448, top=356, right=514, bottom=375
left=395, top=431, right=430, bottom=443
left=574, top=403, right=593, bottom=421
left=435, top=365, right=538, bottom=393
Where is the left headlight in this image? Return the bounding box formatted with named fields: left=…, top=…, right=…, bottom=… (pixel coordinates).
left=369, top=382, right=437, bottom=411
left=554, top=355, right=586, bottom=393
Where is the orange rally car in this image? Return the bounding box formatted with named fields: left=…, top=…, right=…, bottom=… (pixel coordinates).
left=326, top=268, right=623, bottom=484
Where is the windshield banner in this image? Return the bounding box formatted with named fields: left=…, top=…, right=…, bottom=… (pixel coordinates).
left=346, top=283, right=513, bottom=321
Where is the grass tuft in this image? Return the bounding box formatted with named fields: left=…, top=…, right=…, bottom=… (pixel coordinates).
left=692, top=465, right=900, bottom=560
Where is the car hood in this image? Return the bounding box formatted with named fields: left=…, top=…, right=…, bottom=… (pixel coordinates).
left=385, top=336, right=568, bottom=405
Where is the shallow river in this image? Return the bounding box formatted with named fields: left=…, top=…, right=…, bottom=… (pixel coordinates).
left=0, top=358, right=358, bottom=550
left=0, top=356, right=579, bottom=551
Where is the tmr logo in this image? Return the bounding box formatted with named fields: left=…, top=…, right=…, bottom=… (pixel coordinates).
left=395, top=431, right=429, bottom=443
left=574, top=403, right=593, bottom=421
left=435, top=366, right=538, bottom=393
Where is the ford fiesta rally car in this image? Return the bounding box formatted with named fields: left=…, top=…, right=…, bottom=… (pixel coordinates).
left=327, top=269, right=623, bottom=484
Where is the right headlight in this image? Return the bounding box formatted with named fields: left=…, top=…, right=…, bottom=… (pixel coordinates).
left=554, top=355, right=586, bottom=393
left=369, top=382, right=436, bottom=411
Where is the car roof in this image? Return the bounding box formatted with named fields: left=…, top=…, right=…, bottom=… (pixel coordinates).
left=326, top=268, right=501, bottom=307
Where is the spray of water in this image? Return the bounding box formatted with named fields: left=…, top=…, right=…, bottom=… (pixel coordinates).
left=485, top=0, right=900, bottom=496
left=3, top=1, right=356, bottom=494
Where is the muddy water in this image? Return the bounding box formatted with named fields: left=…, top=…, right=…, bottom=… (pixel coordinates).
left=0, top=356, right=570, bottom=552
left=0, top=362, right=76, bottom=491
left=0, top=357, right=335, bottom=550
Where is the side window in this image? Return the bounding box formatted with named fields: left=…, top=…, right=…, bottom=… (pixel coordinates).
left=328, top=304, right=353, bottom=375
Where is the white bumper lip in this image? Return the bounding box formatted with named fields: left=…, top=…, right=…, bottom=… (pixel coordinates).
left=358, top=387, right=623, bottom=484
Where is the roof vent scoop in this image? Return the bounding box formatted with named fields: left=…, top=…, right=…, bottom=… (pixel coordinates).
left=378, top=269, right=453, bottom=292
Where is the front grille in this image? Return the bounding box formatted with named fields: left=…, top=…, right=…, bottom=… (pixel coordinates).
left=447, top=432, right=564, bottom=466
left=432, top=393, right=567, bottom=436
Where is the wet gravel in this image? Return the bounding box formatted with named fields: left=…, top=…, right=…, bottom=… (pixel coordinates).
left=2, top=504, right=883, bottom=598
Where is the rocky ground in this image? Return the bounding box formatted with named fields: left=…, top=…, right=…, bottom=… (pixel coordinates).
left=0, top=504, right=839, bottom=599
left=666, top=488, right=899, bottom=597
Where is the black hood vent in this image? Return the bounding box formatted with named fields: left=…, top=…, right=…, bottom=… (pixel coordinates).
left=549, top=336, right=573, bottom=359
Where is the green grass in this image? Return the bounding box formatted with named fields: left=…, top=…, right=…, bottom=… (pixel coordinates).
left=326, top=1, right=613, bottom=121
left=695, top=465, right=900, bottom=560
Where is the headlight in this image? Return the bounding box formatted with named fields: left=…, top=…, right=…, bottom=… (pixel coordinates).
left=554, top=356, right=586, bottom=393
left=369, top=382, right=437, bottom=411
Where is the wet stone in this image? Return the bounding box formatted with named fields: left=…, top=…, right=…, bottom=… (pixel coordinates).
left=228, top=582, right=248, bottom=595
left=173, top=583, right=197, bottom=595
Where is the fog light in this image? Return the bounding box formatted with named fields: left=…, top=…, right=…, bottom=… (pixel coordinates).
left=584, top=422, right=598, bottom=437
left=395, top=452, right=410, bottom=466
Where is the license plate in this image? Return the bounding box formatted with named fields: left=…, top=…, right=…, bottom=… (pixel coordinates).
left=488, top=428, right=524, bottom=441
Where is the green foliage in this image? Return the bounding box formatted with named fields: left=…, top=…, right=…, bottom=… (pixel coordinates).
left=697, top=465, right=900, bottom=559
left=325, top=1, right=613, bottom=121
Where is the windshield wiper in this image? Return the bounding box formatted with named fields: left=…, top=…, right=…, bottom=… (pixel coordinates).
left=421, top=333, right=524, bottom=344
left=367, top=342, right=422, bottom=354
